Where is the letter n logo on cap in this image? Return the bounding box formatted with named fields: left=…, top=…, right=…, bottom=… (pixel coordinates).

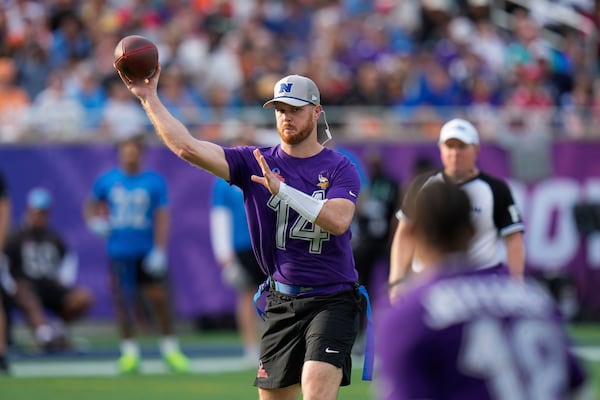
left=279, top=83, right=293, bottom=94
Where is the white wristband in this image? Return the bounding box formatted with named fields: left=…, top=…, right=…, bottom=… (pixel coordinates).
left=276, top=182, right=326, bottom=223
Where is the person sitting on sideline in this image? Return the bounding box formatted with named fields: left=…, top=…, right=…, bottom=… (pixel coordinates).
left=3, top=188, right=93, bottom=351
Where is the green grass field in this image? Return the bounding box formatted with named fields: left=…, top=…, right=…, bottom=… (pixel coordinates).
left=0, top=369, right=372, bottom=400
left=1, top=323, right=598, bottom=399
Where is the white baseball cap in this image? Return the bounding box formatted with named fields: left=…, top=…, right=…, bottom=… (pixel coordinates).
left=263, top=75, right=320, bottom=108
left=438, top=118, right=479, bottom=145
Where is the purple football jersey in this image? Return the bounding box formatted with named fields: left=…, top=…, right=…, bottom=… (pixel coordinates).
left=376, top=269, right=586, bottom=400
left=224, top=145, right=360, bottom=287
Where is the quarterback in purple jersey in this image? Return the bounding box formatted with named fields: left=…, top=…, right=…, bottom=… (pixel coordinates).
left=120, top=67, right=362, bottom=400
left=225, top=145, right=359, bottom=286
left=376, top=182, right=587, bottom=400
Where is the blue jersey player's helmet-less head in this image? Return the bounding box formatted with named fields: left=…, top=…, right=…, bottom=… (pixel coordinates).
left=263, top=74, right=332, bottom=144
left=27, top=187, right=52, bottom=210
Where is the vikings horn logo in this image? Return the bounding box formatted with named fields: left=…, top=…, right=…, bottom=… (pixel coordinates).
left=317, top=173, right=329, bottom=190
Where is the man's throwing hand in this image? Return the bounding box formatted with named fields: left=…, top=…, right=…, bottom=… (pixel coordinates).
left=117, top=64, right=161, bottom=101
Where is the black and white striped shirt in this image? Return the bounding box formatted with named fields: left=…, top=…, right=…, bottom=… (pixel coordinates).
left=397, top=171, right=525, bottom=271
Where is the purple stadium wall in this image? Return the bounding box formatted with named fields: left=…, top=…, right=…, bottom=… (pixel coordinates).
left=1, top=142, right=599, bottom=320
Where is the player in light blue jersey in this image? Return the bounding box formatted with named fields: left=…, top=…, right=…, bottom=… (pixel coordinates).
left=121, top=66, right=365, bottom=399
left=84, top=135, right=189, bottom=374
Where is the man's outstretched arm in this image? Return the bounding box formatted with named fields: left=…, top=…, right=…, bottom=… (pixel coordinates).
left=120, top=66, right=230, bottom=180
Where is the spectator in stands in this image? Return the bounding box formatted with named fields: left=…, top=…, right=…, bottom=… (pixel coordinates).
left=3, top=0, right=47, bottom=52
left=88, top=31, right=123, bottom=80
left=294, top=47, right=352, bottom=106
left=469, top=19, right=507, bottom=77
left=0, top=58, right=30, bottom=142
left=48, top=11, right=92, bottom=69
left=68, top=63, right=108, bottom=133
left=12, top=19, right=52, bottom=100
left=464, top=73, right=503, bottom=139
left=158, top=65, right=203, bottom=130
left=0, top=10, right=10, bottom=57
left=403, top=56, right=464, bottom=111
left=503, top=11, right=549, bottom=85
left=559, top=72, right=594, bottom=138
left=0, top=2, right=594, bottom=142
left=100, top=77, right=150, bottom=141
left=380, top=54, right=412, bottom=106
left=25, top=70, right=85, bottom=141
left=504, top=63, right=554, bottom=133
left=189, top=12, right=243, bottom=105
left=505, top=64, right=554, bottom=109
left=434, top=16, right=474, bottom=71
left=3, top=187, right=93, bottom=352
left=78, top=0, right=121, bottom=45
left=276, top=0, right=314, bottom=60
left=341, top=61, right=389, bottom=106
left=202, top=83, right=242, bottom=128
left=498, top=108, right=553, bottom=182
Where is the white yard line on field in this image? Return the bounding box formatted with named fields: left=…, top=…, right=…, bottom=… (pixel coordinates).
left=573, top=346, right=600, bottom=361
left=10, top=357, right=253, bottom=378
left=8, top=348, right=600, bottom=378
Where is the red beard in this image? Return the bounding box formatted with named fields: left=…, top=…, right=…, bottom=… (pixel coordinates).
left=278, top=117, right=315, bottom=145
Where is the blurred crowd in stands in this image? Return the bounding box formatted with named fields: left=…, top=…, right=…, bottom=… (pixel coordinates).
left=0, top=0, right=598, bottom=143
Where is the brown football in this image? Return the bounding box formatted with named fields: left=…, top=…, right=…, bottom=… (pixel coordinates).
left=113, top=35, right=158, bottom=81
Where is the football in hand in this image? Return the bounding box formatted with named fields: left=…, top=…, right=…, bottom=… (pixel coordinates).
left=113, top=35, right=159, bottom=81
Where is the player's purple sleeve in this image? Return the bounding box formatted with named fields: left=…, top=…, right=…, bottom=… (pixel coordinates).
left=376, top=290, right=438, bottom=400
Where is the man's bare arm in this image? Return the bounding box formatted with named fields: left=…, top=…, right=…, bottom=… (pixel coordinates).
left=388, top=219, right=416, bottom=300
left=120, top=67, right=230, bottom=180
left=504, top=231, right=525, bottom=279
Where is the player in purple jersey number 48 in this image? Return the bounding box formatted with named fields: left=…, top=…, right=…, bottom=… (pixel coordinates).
left=376, top=181, right=590, bottom=400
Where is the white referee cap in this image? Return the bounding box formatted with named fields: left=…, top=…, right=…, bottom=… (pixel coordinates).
left=439, top=118, right=479, bottom=145
left=263, top=75, right=320, bottom=108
